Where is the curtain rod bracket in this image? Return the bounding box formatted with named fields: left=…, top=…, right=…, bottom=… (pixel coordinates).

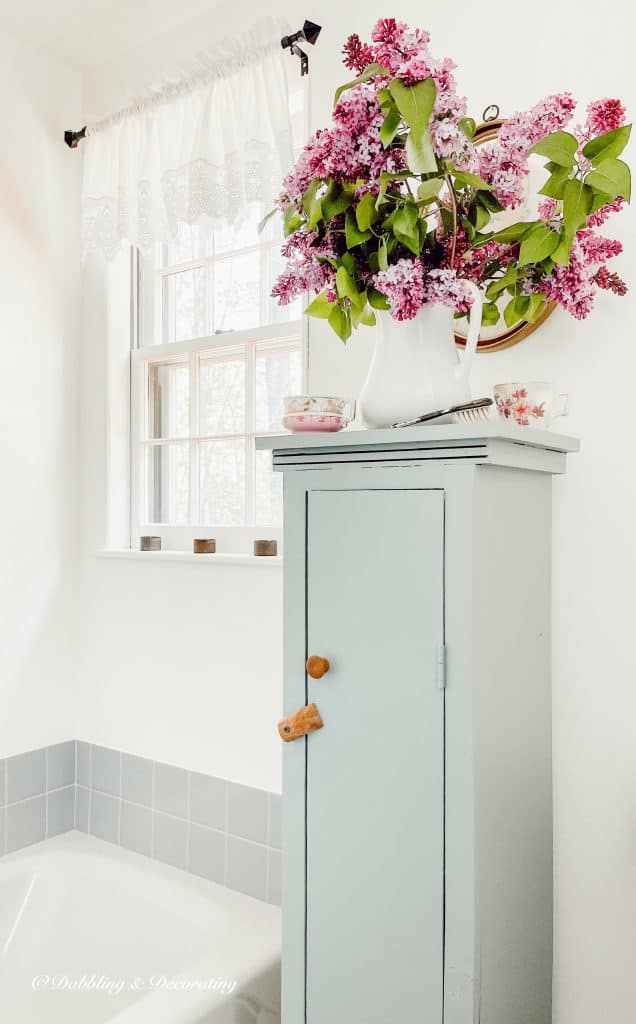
left=64, top=126, right=87, bottom=148
left=281, top=19, right=321, bottom=76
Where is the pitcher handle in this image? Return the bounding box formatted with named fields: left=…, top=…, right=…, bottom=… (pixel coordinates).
left=458, top=282, right=482, bottom=377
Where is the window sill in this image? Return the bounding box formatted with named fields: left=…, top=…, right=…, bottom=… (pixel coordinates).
left=96, top=548, right=282, bottom=567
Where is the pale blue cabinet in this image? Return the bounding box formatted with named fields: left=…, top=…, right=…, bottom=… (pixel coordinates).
left=259, top=424, right=578, bottom=1024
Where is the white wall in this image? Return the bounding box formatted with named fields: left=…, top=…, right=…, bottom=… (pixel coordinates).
left=78, top=4, right=635, bottom=1020
left=0, top=34, right=81, bottom=756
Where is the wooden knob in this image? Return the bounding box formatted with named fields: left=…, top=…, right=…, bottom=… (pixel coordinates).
left=306, top=655, right=330, bottom=679
left=278, top=703, right=324, bottom=742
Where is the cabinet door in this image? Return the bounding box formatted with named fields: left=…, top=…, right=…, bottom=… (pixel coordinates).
left=305, top=488, right=445, bottom=1024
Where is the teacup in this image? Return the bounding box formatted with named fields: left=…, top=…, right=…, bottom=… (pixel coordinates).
left=493, top=382, right=568, bottom=429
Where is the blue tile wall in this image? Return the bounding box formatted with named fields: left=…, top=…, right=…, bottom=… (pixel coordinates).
left=0, top=742, right=76, bottom=857
left=0, top=741, right=281, bottom=906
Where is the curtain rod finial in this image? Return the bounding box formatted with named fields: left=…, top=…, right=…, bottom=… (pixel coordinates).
left=64, top=126, right=87, bottom=149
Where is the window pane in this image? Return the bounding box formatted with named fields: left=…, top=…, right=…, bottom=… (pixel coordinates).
left=148, top=362, right=189, bottom=439
left=162, top=268, right=207, bottom=342
left=254, top=448, right=282, bottom=527
left=163, top=224, right=211, bottom=267
left=267, top=245, right=302, bottom=324
left=198, top=439, right=245, bottom=526
left=214, top=204, right=263, bottom=255
left=199, top=356, right=246, bottom=436
left=213, top=251, right=260, bottom=333
left=255, top=347, right=302, bottom=432
left=146, top=443, right=190, bottom=524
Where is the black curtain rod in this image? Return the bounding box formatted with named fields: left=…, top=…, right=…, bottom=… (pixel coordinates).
left=65, top=19, right=321, bottom=148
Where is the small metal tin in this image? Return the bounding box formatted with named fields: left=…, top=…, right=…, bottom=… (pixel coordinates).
left=193, top=538, right=216, bottom=554
left=254, top=539, right=278, bottom=557
left=140, top=536, right=161, bottom=551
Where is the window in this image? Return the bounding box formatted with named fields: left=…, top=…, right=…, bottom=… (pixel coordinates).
left=130, top=86, right=306, bottom=553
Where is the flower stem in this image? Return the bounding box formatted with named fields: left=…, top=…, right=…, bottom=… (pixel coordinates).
left=445, top=174, right=459, bottom=268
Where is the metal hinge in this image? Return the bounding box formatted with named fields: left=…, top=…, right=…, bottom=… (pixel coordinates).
left=436, top=644, right=447, bottom=689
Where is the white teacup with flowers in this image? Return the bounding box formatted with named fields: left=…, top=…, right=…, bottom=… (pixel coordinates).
left=494, top=382, right=568, bottom=428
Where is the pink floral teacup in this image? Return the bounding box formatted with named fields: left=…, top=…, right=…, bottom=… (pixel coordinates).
left=493, top=382, right=568, bottom=429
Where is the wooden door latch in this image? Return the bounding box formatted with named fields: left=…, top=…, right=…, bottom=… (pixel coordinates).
left=278, top=703, right=324, bottom=742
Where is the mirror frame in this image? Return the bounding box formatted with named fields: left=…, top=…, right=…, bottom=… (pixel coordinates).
left=455, top=105, right=557, bottom=353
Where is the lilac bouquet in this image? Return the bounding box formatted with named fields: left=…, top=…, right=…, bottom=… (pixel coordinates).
left=270, top=18, right=630, bottom=340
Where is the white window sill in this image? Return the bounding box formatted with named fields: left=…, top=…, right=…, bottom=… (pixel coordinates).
left=96, top=548, right=282, bottom=567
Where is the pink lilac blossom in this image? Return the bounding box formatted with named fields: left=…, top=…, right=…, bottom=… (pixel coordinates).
left=582, top=98, right=626, bottom=138
left=341, top=20, right=477, bottom=171
left=341, top=33, right=374, bottom=73
left=538, top=228, right=624, bottom=319
left=538, top=197, right=559, bottom=222
left=373, top=260, right=474, bottom=320
left=479, top=93, right=576, bottom=207
left=423, top=268, right=475, bottom=312
left=271, top=228, right=337, bottom=305
left=594, top=267, right=628, bottom=295
left=587, top=197, right=625, bottom=227
left=373, top=258, right=426, bottom=320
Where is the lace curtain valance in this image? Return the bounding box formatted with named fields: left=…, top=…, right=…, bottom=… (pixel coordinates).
left=81, top=22, right=293, bottom=259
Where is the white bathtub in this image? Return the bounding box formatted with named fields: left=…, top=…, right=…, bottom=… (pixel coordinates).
left=0, top=832, right=281, bottom=1023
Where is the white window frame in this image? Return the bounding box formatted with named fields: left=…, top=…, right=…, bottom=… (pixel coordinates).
left=130, top=314, right=307, bottom=553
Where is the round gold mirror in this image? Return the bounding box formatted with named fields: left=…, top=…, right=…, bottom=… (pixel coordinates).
left=455, top=105, right=557, bottom=353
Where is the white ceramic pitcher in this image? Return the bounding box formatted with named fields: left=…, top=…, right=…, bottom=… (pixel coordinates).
left=358, top=282, right=483, bottom=428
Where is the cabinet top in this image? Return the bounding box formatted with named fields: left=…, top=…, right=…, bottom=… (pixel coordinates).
left=257, top=422, right=579, bottom=475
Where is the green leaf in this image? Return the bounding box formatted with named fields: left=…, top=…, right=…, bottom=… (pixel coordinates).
left=327, top=304, right=352, bottom=342
left=585, top=157, right=631, bottom=201
left=518, top=223, right=561, bottom=265
left=392, top=202, right=422, bottom=254
left=257, top=207, right=277, bottom=234
left=485, top=265, right=518, bottom=299
left=345, top=212, right=372, bottom=248
left=525, top=293, right=547, bottom=322
left=321, top=183, right=354, bottom=221
left=389, top=78, right=438, bottom=174
left=562, top=179, right=594, bottom=236
left=306, top=196, right=323, bottom=230
left=503, top=297, right=521, bottom=328
left=368, top=286, right=390, bottom=310
left=481, top=301, right=500, bottom=326
left=377, top=171, right=411, bottom=204
left=388, top=77, right=437, bottom=134
left=334, top=63, right=390, bottom=105
left=340, top=251, right=355, bottom=275
left=583, top=125, right=632, bottom=164
left=282, top=204, right=301, bottom=236
left=453, top=171, right=492, bottom=191
left=417, top=177, right=444, bottom=202
left=458, top=116, right=477, bottom=140
left=539, top=165, right=571, bottom=200
left=468, top=198, right=491, bottom=231
left=378, top=236, right=388, bottom=271
left=336, top=266, right=365, bottom=311
left=406, top=129, right=437, bottom=175
left=305, top=292, right=336, bottom=319
left=477, top=191, right=505, bottom=213
left=529, top=131, right=579, bottom=168
left=379, top=104, right=403, bottom=148
left=301, top=179, right=321, bottom=215
left=551, top=231, right=572, bottom=266
left=356, top=192, right=379, bottom=231
left=489, top=221, right=532, bottom=244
